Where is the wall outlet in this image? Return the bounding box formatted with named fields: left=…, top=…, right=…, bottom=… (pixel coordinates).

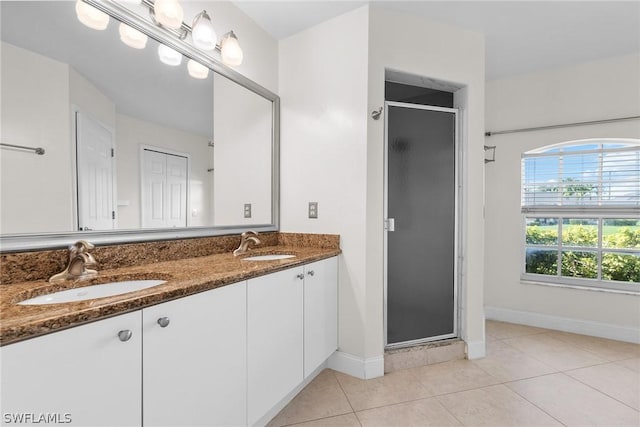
left=308, top=202, right=318, bottom=219
left=244, top=203, right=252, bottom=218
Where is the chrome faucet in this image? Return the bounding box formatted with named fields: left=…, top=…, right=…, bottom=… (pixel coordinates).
left=233, top=231, right=261, bottom=256
left=49, top=240, right=98, bottom=283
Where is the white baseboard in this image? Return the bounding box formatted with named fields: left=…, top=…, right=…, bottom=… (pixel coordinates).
left=466, top=340, right=486, bottom=359
left=328, top=351, right=384, bottom=379
left=485, top=306, right=640, bottom=344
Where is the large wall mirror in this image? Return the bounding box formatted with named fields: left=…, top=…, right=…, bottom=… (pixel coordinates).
left=0, top=1, right=279, bottom=251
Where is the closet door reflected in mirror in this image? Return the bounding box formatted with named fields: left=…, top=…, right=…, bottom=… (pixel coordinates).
left=0, top=1, right=276, bottom=238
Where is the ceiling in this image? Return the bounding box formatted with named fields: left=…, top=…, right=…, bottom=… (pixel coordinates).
left=232, top=1, right=640, bottom=80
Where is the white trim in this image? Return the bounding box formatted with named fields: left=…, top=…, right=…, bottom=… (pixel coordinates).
left=328, top=351, right=384, bottom=380
left=466, top=340, right=486, bottom=359
left=252, top=361, right=327, bottom=427
left=485, top=306, right=640, bottom=344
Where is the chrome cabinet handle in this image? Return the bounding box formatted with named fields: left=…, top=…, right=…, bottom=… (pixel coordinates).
left=118, top=330, right=132, bottom=342
left=307, top=270, right=315, bottom=277
left=296, top=273, right=305, bottom=280
left=157, top=317, right=170, bottom=328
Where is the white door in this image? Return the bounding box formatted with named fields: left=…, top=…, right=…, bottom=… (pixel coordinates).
left=141, top=149, right=188, bottom=228
left=76, top=111, right=115, bottom=231
left=1, top=312, right=142, bottom=426
left=143, top=282, right=247, bottom=426
left=247, top=267, right=304, bottom=426
left=304, top=257, right=338, bottom=377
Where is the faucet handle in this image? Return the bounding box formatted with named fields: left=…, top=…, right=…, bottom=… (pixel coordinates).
left=71, top=240, right=95, bottom=253
left=241, top=230, right=259, bottom=238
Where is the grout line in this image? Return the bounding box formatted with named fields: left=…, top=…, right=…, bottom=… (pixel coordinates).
left=503, top=379, right=568, bottom=426
left=332, top=369, right=358, bottom=415
left=564, top=368, right=640, bottom=412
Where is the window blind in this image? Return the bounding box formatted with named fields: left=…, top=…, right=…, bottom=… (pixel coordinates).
left=522, top=142, right=640, bottom=214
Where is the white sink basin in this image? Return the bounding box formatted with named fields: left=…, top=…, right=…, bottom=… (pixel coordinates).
left=18, top=279, right=167, bottom=305
left=242, top=254, right=296, bottom=261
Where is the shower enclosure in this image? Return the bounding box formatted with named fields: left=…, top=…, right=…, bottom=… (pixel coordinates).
left=384, top=101, right=459, bottom=348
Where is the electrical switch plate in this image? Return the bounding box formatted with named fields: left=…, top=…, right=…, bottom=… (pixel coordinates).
left=308, top=202, right=318, bottom=219
left=244, top=203, right=252, bottom=218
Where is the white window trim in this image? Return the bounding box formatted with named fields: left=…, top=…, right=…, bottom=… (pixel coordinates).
left=521, top=139, right=640, bottom=293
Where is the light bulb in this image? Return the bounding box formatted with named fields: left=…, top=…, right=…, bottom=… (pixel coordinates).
left=153, top=0, right=184, bottom=30
left=75, top=0, right=109, bottom=30
left=191, top=11, right=217, bottom=51
left=119, top=23, right=148, bottom=49
left=158, top=44, right=182, bottom=66
left=187, top=60, right=209, bottom=79
left=220, top=32, right=243, bottom=66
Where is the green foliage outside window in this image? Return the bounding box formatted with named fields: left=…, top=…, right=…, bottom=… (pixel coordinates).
left=525, top=224, right=640, bottom=283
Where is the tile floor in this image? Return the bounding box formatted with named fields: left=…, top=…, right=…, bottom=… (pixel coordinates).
left=267, top=320, right=640, bottom=427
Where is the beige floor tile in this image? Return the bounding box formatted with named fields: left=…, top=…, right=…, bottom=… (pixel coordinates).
left=547, top=331, right=640, bottom=361
left=334, top=369, right=431, bottom=412
left=268, top=370, right=353, bottom=427
left=618, top=357, right=640, bottom=372
left=356, top=397, right=461, bottom=427
left=504, top=333, right=606, bottom=371
left=485, top=320, right=549, bottom=340
left=437, top=384, right=562, bottom=426
left=508, top=373, right=640, bottom=426
left=410, top=359, right=500, bottom=396
left=473, top=340, right=557, bottom=382
left=567, top=362, right=640, bottom=410
left=287, top=413, right=361, bottom=427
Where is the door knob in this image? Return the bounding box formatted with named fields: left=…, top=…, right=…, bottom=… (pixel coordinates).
left=157, top=317, right=170, bottom=328
left=307, top=270, right=315, bottom=276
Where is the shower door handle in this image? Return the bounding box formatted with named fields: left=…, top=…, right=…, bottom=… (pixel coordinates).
left=385, top=218, right=395, bottom=232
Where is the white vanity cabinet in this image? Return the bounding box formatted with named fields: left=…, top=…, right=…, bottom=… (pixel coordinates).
left=247, top=267, right=304, bottom=426
left=0, top=311, right=142, bottom=427
left=1, top=256, right=338, bottom=427
left=142, top=281, right=247, bottom=427
left=303, top=258, right=338, bottom=377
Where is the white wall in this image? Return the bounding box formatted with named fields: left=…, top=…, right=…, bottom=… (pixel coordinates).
left=213, top=73, right=272, bottom=226
left=484, top=53, right=640, bottom=340
left=69, top=68, right=116, bottom=130
left=0, top=42, right=73, bottom=234
left=279, top=6, right=370, bottom=361
left=279, top=4, right=486, bottom=373
left=118, top=0, right=278, bottom=93
left=115, top=114, right=212, bottom=229
left=367, top=6, right=486, bottom=359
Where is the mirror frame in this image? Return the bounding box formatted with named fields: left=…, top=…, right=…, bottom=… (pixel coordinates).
left=0, top=0, right=280, bottom=252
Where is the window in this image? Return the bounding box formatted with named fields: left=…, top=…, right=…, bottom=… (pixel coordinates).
left=521, top=139, right=640, bottom=292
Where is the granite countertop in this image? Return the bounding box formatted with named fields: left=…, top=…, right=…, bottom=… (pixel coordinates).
left=0, top=245, right=340, bottom=346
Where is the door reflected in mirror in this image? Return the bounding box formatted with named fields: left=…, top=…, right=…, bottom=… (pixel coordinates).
left=0, top=1, right=274, bottom=236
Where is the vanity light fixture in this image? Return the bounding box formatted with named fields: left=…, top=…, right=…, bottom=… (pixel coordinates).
left=191, top=11, right=217, bottom=51
left=158, top=44, right=182, bottom=66
left=220, top=31, right=243, bottom=67
left=152, top=0, right=184, bottom=30
left=119, top=23, right=148, bottom=49
left=142, top=0, right=244, bottom=67
left=187, top=59, right=209, bottom=79
left=75, top=0, right=109, bottom=30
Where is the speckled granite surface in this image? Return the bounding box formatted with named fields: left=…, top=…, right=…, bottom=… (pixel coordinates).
left=0, top=233, right=340, bottom=346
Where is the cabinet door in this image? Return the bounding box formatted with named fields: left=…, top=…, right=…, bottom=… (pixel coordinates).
left=247, top=268, right=304, bottom=426
left=143, top=281, right=247, bottom=427
left=1, top=312, right=141, bottom=427
left=304, top=257, right=338, bottom=377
